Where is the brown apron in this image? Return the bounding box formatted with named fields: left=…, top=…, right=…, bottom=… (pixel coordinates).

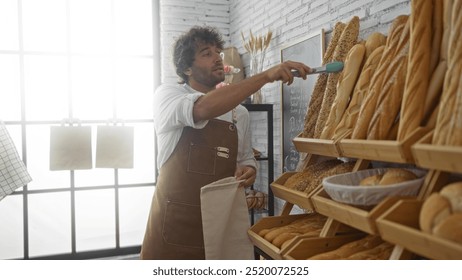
left=140, top=119, right=238, bottom=259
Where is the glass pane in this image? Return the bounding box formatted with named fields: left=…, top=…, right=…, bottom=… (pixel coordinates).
left=24, top=55, right=69, bottom=121
left=28, top=192, right=72, bottom=257
left=114, top=0, right=153, bottom=55
left=75, top=189, right=116, bottom=252
left=118, top=123, right=155, bottom=185
left=27, top=125, right=70, bottom=190
left=119, top=187, right=154, bottom=247
left=0, top=54, right=21, bottom=121
left=0, top=194, right=23, bottom=259
left=69, top=0, right=111, bottom=54
left=74, top=125, right=114, bottom=187
left=71, top=56, right=113, bottom=120
left=22, top=0, right=67, bottom=52
left=115, top=57, right=154, bottom=119
left=0, top=0, right=19, bottom=51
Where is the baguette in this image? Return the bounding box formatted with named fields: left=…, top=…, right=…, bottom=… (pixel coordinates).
left=398, top=0, right=433, bottom=140
left=433, top=1, right=462, bottom=145
left=301, top=22, right=346, bottom=139
left=346, top=242, right=393, bottom=260
left=430, top=0, right=444, bottom=73
left=364, top=32, right=387, bottom=59
left=320, top=44, right=366, bottom=139
left=369, top=19, right=410, bottom=142
left=308, top=235, right=383, bottom=260
left=422, top=61, right=447, bottom=126
left=314, top=16, right=360, bottom=139
left=351, top=15, right=409, bottom=139
left=333, top=46, right=385, bottom=140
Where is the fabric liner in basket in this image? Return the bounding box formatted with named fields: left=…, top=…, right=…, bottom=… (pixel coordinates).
left=322, top=168, right=427, bottom=206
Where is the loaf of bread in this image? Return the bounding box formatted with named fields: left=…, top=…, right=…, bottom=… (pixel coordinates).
left=364, top=32, right=387, bottom=59
left=308, top=235, right=383, bottom=260
left=440, top=182, right=462, bottom=212
left=367, top=54, right=409, bottom=140
left=419, top=192, right=452, bottom=233
left=422, top=61, right=447, bottom=126
left=359, top=168, right=418, bottom=186
left=430, top=0, right=443, bottom=73
left=398, top=0, right=433, bottom=141
left=419, top=181, right=462, bottom=244
left=432, top=0, right=461, bottom=145
left=333, top=46, right=385, bottom=140
left=320, top=44, right=366, bottom=139
left=345, top=241, right=393, bottom=260
left=351, top=15, right=409, bottom=139
left=314, top=16, right=360, bottom=139
left=433, top=213, right=462, bottom=243
left=261, top=215, right=327, bottom=247
left=301, top=22, right=346, bottom=139
left=303, top=161, right=356, bottom=194
left=285, top=159, right=343, bottom=192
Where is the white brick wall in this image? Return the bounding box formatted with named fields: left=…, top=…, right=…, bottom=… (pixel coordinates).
left=158, top=0, right=411, bottom=214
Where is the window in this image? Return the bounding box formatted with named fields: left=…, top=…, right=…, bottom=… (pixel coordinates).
left=0, top=0, right=159, bottom=259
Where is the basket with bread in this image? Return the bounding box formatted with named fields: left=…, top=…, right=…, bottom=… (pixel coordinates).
left=322, top=167, right=426, bottom=206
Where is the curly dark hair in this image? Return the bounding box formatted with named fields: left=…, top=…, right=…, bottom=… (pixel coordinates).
left=173, top=26, right=225, bottom=84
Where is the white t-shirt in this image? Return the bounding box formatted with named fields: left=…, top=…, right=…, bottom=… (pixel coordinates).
left=154, top=83, right=257, bottom=170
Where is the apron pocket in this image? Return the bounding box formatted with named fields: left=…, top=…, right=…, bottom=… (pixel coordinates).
left=187, top=143, right=216, bottom=175
left=162, top=200, right=204, bottom=248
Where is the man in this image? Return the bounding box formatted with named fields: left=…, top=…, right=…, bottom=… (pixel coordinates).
left=141, top=26, right=310, bottom=259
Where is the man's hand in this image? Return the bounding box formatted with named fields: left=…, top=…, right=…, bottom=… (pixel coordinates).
left=234, top=165, right=257, bottom=188
left=264, top=60, right=311, bottom=85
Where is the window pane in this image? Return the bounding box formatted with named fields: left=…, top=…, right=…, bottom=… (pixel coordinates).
left=114, top=0, right=153, bottom=55
left=0, top=54, right=21, bottom=121
left=27, top=125, right=70, bottom=190
left=24, top=55, right=69, bottom=121
left=28, top=192, right=72, bottom=257
left=71, top=57, right=113, bottom=120
left=115, top=57, right=154, bottom=119
left=118, top=123, right=155, bottom=185
left=0, top=195, right=24, bottom=259
left=0, top=0, right=19, bottom=51
left=22, top=0, right=67, bottom=52
left=75, top=189, right=116, bottom=252
left=69, top=0, right=111, bottom=55
left=119, top=187, right=154, bottom=247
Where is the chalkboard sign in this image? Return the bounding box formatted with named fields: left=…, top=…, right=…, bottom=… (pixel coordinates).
left=281, top=30, right=324, bottom=172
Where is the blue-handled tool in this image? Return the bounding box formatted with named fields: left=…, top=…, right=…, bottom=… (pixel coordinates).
left=291, top=61, right=344, bottom=77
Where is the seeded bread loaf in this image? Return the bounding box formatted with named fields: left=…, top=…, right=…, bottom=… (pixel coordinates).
left=314, top=16, right=360, bottom=139
left=301, top=22, right=346, bottom=139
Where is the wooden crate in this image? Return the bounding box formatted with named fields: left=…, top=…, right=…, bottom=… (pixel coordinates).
left=270, top=172, right=319, bottom=210
left=292, top=133, right=342, bottom=157
left=338, top=127, right=430, bottom=164
left=311, top=188, right=405, bottom=234
left=376, top=199, right=462, bottom=260
left=412, top=131, right=462, bottom=173
left=283, top=233, right=366, bottom=260
left=247, top=213, right=323, bottom=260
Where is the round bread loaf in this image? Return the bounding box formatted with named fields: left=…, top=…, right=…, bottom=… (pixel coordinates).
left=359, top=174, right=383, bottom=186
left=432, top=213, right=462, bottom=243
left=419, top=192, right=452, bottom=233
left=439, top=182, right=462, bottom=212
left=378, top=168, right=417, bottom=185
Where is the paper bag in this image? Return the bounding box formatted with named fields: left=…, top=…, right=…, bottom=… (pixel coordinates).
left=200, top=177, right=254, bottom=260
left=49, top=126, right=92, bottom=170
left=95, top=125, right=134, bottom=168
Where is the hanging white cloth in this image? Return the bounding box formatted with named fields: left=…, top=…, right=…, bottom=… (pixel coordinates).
left=200, top=176, right=254, bottom=260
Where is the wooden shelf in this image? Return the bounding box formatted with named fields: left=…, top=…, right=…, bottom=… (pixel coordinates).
left=292, top=134, right=342, bottom=158
left=376, top=199, right=462, bottom=260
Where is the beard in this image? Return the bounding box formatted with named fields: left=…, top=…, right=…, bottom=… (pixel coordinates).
left=190, top=65, right=225, bottom=88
